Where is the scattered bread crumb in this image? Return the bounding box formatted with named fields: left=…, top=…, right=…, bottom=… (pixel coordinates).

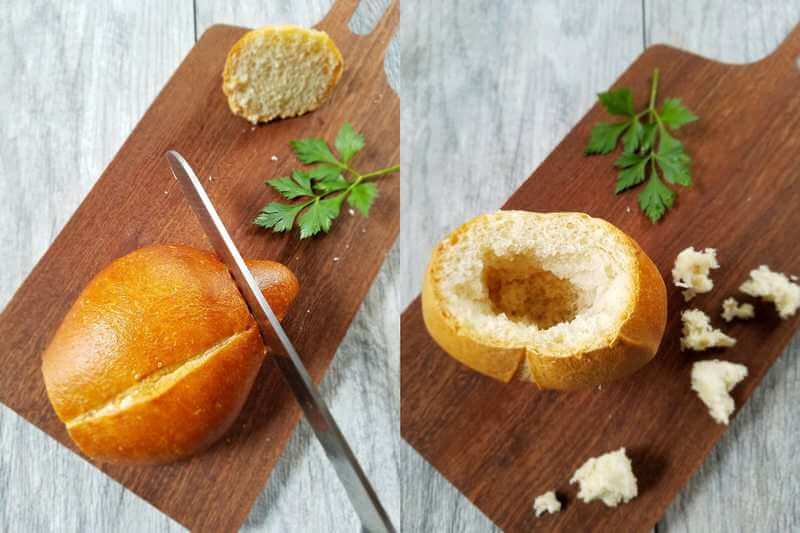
left=625, top=206, right=631, bottom=213
left=271, top=155, right=279, bottom=161
left=672, top=247, right=719, bottom=301
left=570, top=448, right=637, bottom=507
left=739, top=265, right=800, bottom=319
left=348, top=208, right=355, bottom=216
left=721, top=297, right=755, bottom=322
left=691, top=359, right=748, bottom=424
left=333, top=257, right=340, bottom=262
left=680, top=309, right=736, bottom=351
left=533, top=491, right=561, bottom=517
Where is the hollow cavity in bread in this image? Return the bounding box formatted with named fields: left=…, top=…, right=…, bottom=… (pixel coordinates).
left=66, top=328, right=253, bottom=428
left=434, top=212, right=635, bottom=359
left=223, top=26, right=343, bottom=123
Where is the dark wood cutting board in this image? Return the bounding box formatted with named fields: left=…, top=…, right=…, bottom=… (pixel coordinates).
left=401, top=24, right=800, bottom=533
left=0, top=1, right=397, bottom=531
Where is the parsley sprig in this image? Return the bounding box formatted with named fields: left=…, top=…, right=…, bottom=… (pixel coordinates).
left=586, top=69, right=698, bottom=222
left=254, top=123, right=399, bottom=238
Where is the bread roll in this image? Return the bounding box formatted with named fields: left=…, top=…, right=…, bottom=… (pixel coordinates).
left=421, top=211, right=666, bottom=390
left=41, top=244, right=299, bottom=464
left=222, top=25, right=343, bottom=124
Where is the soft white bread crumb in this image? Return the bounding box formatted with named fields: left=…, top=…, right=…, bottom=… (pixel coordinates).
left=672, top=247, right=719, bottom=301
left=533, top=491, right=561, bottom=517
left=680, top=309, right=736, bottom=351
left=739, top=265, right=800, bottom=319
left=222, top=26, right=343, bottom=123
left=691, top=360, right=748, bottom=424
left=721, top=297, right=755, bottom=322
left=570, top=448, right=638, bottom=507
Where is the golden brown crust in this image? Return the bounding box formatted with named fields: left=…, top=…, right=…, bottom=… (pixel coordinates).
left=526, top=231, right=667, bottom=389
left=41, top=244, right=299, bottom=464
left=420, top=213, right=667, bottom=390
left=422, top=236, right=524, bottom=382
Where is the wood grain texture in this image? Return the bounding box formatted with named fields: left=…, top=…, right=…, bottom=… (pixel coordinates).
left=0, top=1, right=399, bottom=532
left=400, top=1, right=800, bottom=532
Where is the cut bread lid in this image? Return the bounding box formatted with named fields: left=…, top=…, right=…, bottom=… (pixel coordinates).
left=424, top=211, right=666, bottom=389
left=223, top=26, right=343, bottom=123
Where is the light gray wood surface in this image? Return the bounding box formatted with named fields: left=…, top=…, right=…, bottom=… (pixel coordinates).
left=0, top=1, right=398, bottom=532
left=400, top=1, right=800, bottom=532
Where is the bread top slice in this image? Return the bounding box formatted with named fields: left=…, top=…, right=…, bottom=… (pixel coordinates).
left=423, top=211, right=666, bottom=388
left=223, top=25, right=343, bottom=123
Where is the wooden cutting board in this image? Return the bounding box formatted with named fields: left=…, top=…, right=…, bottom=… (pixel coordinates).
left=0, top=1, right=397, bottom=531
left=401, top=24, right=800, bottom=533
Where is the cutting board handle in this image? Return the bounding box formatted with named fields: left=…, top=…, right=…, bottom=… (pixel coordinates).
left=318, top=0, right=399, bottom=42
left=765, top=22, right=800, bottom=66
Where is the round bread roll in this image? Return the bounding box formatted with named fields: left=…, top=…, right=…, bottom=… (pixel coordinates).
left=421, top=211, right=667, bottom=390
left=41, top=244, right=299, bottom=464
left=222, top=25, right=343, bottom=124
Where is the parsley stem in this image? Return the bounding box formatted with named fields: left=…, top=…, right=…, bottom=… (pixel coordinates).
left=360, top=164, right=400, bottom=180
left=648, top=68, right=659, bottom=112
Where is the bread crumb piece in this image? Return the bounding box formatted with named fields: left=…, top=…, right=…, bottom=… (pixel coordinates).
left=739, top=265, right=800, bottom=319
left=681, top=309, right=736, bottom=351
left=333, top=257, right=340, bottom=262
left=691, top=359, right=748, bottom=424
left=721, top=297, right=755, bottom=322
left=570, top=448, right=637, bottom=507
left=791, top=274, right=798, bottom=282
left=348, top=208, right=355, bottom=216
left=533, top=491, right=561, bottom=517
left=271, top=155, right=279, bottom=161
left=625, top=206, right=631, bottom=213
left=672, top=247, right=719, bottom=301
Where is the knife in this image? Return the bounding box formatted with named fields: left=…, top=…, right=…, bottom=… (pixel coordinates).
left=165, top=151, right=395, bottom=533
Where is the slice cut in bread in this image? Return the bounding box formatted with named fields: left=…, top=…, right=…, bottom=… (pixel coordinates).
left=421, top=211, right=667, bottom=390
left=223, top=25, right=343, bottom=124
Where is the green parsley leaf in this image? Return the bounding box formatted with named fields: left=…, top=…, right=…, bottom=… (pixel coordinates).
left=614, top=154, right=648, bottom=193
left=307, top=164, right=342, bottom=181
left=586, top=122, right=629, bottom=155
left=289, top=138, right=341, bottom=166
left=347, top=182, right=378, bottom=216
left=316, top=174, right=350, bottom=193
left=622, top=117, right=643, bottom=153
left=640, top=122, right=658, bottom=152
left=655, top=130, right=692, bottom=186
left=335, top=122, right=365, bottom=164
left=638, top=169, right=675, bottom=223
left=598, top=88, right=634, bottom=116
left=298, top=196, right=343, bottom=238
left=585, top=68, right=696, bottom=222
left=256, top=122, right=399, bottom=239
left=253, top=202, right=307, bottom=232
left=266, top=171, right=314, bottom=200
left=659, top=98, right=698, bottom=130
